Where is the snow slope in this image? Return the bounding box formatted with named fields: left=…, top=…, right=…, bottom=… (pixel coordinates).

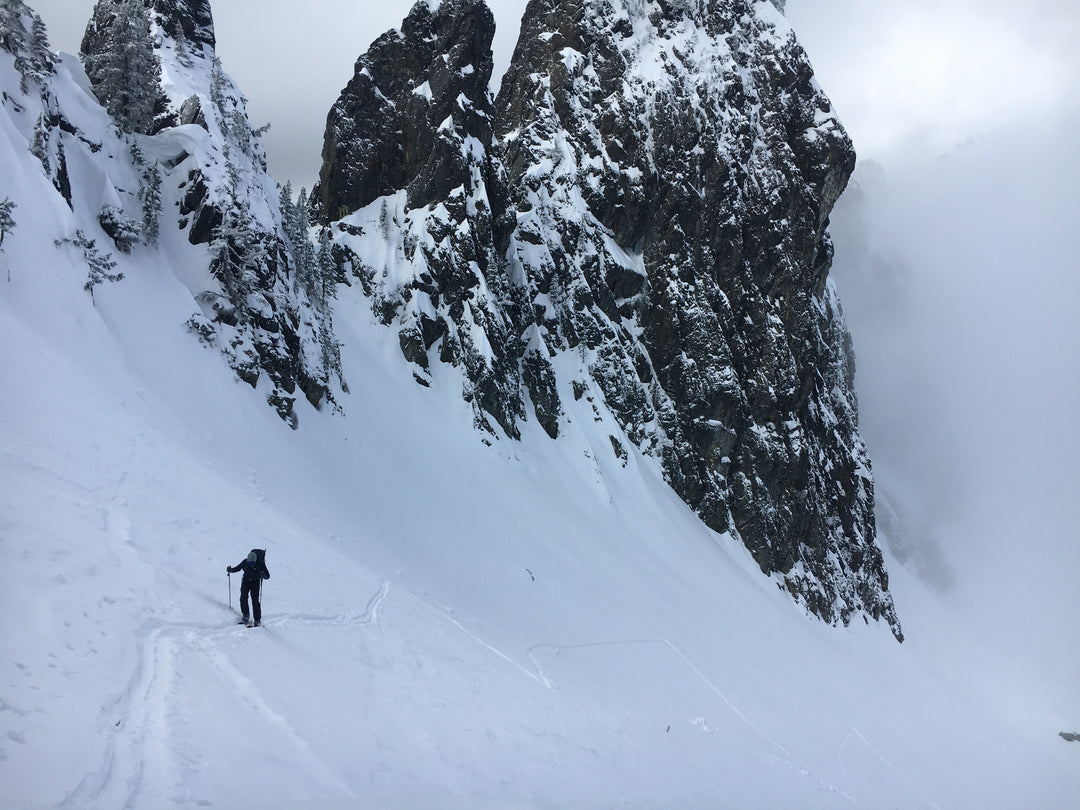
left=1, top=21, right=1077, bottom=810
left=2, top=181, right=1078, bottom=808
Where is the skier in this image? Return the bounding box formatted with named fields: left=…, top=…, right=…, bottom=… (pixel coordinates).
left=227, top=549, right=269, bottom=627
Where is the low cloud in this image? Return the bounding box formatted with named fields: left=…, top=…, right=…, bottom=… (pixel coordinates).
left=791, top=0, right=1079, bottom=701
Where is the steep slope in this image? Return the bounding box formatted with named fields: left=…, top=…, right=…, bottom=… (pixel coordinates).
left=319, top=0, right=898, bottom=637
left=79, top=0, right=342, bottom=420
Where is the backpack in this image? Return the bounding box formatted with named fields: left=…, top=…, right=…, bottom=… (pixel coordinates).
left=250, top=548, right=268, bottom=579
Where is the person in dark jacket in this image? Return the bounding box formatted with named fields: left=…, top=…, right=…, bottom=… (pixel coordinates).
left=227, top=550, right=269, bottom=626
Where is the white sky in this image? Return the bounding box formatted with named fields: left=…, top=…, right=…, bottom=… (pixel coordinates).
left=786, top=0, right=1080, bottom=164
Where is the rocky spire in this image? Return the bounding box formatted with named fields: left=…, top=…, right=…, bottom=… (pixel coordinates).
left=496, top=0, right=898, bottom=637
left=319, top=0, right=543, bottom=438
left=147, top=0, right=215, bottom=53
left=320, top=0, right=502, bottom=219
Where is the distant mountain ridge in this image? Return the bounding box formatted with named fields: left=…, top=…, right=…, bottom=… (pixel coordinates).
left=0, top=0, right=900, bottom=638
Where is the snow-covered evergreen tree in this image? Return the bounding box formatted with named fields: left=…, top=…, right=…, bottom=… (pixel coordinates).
left=57, top=230, right=123, bottom=302
left=211, top=56, right=254, bottom=157
left=80, top=0, right=161, bottom=134
left=0, top=196, right=13, bottom=282
left=316, top=228, right=338, bottom=293
left=131, top=141, right=162, bottom=247
left=0, top=0, right=55, bottom=92
left=278, top=181, right=297, bottom=251
left=210, top=199, right=266, bottom=315
left=0, top=197, right=15, bottom=248
left=293, top=189, right=320, bottom=305
left=29, top=113, right=48, bottom=171
left=97, top=205, right=140, bottom=254
left=140, top=162, right=161, bottom=246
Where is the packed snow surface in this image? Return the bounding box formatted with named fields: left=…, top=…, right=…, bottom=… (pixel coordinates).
left=3, top=193, right=1077, bottom=808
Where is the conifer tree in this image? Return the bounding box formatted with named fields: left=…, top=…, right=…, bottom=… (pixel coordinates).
left=278, top=181, right=296, bottom=248
left=211, top=200, right=267, bottom=313
left=210, top=57, right=255, bottom=157
left=81, top=0, right=161, bottom=134
left=317, top=229, right=338, bottom=294
left=293, top=187, right=321, bottom=304
left=0, top=198, right=16, bottom=248
left=97, top=206, right=140, bottom=253
left=140, top=162, right=162, bottom=246
left=129, top=141, right=161, bottom=246
left=0, top=1, right=55, bottom=91
left=57, top=230, right=123, bottom=302
left=30, top=114, right=49, bottom=172
left=26, top=13, right=52, bottom=78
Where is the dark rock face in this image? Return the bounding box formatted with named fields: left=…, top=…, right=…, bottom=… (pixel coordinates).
left=321, top=0, right=499, bottom=217
left=80, top=0, right=215, bottom=134
left=81, top=0, right=215, bottom=54
left=491, top=0, right=897, bottom=637
left=320, top=0, right=900, bottom=637
left=321, top=0, right=549, bottom=438
left=149, top=0, right=215, bottom=52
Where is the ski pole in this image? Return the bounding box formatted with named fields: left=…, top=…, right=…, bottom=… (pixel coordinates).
left=228, top=570, right=232, bottom=609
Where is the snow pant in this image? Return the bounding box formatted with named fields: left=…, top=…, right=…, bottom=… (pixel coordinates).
left=240, top=578, right=261, bottom=623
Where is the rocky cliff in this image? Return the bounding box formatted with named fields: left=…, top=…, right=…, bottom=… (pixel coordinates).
left=317, top=0, right=546, bottom=438
left=320, top=0, right=900, bottom=638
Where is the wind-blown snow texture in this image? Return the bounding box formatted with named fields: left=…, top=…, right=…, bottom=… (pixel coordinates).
left=320, top=0, right=897, bottom=637
left=5, top=0, right=1075, bottom=807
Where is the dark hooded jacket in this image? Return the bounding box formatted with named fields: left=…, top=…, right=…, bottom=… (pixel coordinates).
left=228, top=556, right=269, bottom=586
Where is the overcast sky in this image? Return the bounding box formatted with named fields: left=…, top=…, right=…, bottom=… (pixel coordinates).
left=32, top=1, right=1080, bottom=185
left=29, top=0, right=1080, bottom=695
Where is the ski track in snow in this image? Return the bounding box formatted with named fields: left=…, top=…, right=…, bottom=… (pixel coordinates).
left=264, top=577, right=391, bottom=630
left=57, top=580, right=391, bottom=809
left=525, top=637, right=854, bottom=793
left=59, top=623, right=180, bottom=810
left=524, top=636, right=935, bottom=806
left=203, top=648, right=354, bottom=801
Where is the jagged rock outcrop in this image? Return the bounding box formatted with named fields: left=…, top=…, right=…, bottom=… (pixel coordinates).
left=319, top=0, right=550, bottom=437
left=80, top=0, right=342, bottom=419
left=321, top=0, right=899, bottom=637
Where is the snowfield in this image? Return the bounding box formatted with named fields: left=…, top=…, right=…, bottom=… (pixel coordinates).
left=2, top=226, right=1077, bottom=807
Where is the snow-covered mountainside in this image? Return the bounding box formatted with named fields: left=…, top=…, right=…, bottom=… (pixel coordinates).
left=319, top=0, right=897, bottom=637
left=5, top=0, right=1076, bottom=806
left=78, top=0, right=342, bottom=420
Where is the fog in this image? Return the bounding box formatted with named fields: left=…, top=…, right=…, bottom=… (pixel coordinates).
left=31, top=0, right=1080, bottom=714
left=787, top=0, right=1080, bottom=713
